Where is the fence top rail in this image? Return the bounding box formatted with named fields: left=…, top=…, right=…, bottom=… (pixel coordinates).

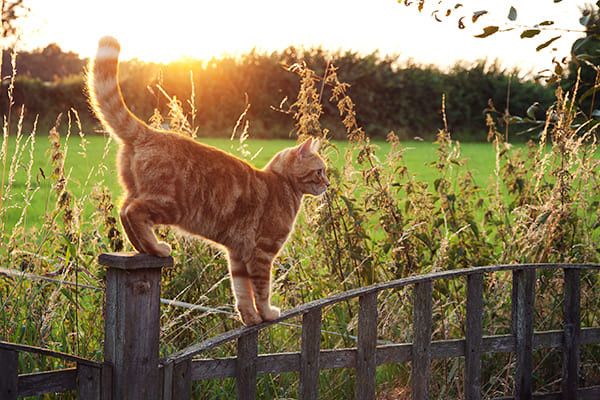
left=161, top=262, right=600, bottom=364
left=0, top=340, right=102, bottom=367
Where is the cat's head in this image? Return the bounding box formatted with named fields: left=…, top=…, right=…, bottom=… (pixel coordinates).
left=265, top=137, right=329, bottom=196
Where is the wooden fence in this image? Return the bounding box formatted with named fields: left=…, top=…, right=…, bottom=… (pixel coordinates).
left=1, top=252, right=600, bottom=399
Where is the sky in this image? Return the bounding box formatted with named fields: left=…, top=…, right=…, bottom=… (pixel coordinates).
left=17, top=0, right=591, bottom=75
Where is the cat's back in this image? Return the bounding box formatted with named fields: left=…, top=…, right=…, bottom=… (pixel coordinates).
left=129, top=128, right=261, bottom=185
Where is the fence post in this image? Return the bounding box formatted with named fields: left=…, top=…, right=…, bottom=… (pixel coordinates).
left=98, top=252, right=173, bottom=400
left=299, top=308, right=322, bottom=400
left=465, top=272, right=484, bottom=400
left=0, top=348, right=18, bottom=400
left=356, top=292, right=378, bottom=400
left=236, top=330, right=258, bottom=400
left=412, top=280, right=433, bottom=400
left=77, top=364, right=103, bottom=400
left=512, top=269, right=535, bottom=400
left=562, top=268, right=581, bottom=399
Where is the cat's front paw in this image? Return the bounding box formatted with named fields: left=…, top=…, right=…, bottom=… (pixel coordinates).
left=238, top=308, right=263, bottom=326
left=153, top=242, right=171, bottom=257
left=260, top=306, right=281, bottom=322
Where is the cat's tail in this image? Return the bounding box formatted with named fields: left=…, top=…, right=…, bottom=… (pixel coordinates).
left=87, top=36, right=146, bottom=144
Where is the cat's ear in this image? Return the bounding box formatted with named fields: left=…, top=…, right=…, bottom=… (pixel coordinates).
left=298, top=137, right=315, bottom=159
left=311, top=138, right=321, bottom=152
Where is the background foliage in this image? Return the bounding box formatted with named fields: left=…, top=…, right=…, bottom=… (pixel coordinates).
left=0, top=42, right=557, bottom=141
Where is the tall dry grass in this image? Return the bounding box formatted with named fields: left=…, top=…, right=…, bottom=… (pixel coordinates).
left=0, top=51, right=600, bottom=398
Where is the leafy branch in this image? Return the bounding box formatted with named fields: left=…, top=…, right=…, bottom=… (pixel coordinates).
left=399, top=0, right=590, bottom=54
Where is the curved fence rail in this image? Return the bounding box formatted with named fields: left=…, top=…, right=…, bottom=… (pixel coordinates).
left=0, top=340, right=107, bottom=399
left=3, top=255, right=600, bottom=399
left=160, top=263, right=600, bottom=400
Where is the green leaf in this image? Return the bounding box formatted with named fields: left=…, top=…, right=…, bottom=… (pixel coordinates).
left=472, top=10, right=488, bottom=23
left=539, top=20, right=554, bottom=26
left=584, top=84, right=600, bottom=102
left=475, top=25, right=499, bottom=38
left=526, top=102, right=539, bottom=119
left=580, top=14, right=591, bottom=27
left=508, top=6, right=517, bottom=21
left=520, top=29, right=541, bottom=39
left=536, top=35, right=561, bottom=51
left=572, top=36, right=591, bottom=53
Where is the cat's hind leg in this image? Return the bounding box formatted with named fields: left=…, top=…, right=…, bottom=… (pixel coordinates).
left=120, top=198, right=172, bottom=257
left=119, top=199, right=145, bottom=253
left=228, top=254, right=263, bottom=326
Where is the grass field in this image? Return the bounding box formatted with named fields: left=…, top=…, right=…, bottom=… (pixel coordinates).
left=2, top=131, right=501, bottom=231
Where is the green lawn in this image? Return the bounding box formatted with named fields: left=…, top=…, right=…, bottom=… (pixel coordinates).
left=1, top=132, right=501, bottom=231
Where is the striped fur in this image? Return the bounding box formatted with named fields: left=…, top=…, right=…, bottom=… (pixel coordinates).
left=87, top=36, right=329, bottom=325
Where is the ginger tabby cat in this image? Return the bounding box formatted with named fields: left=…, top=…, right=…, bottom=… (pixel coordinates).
left=87, top=36, right=329, bottom=325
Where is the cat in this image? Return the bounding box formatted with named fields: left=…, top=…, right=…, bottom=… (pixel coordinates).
left=87, top=36, right=329, bottom=326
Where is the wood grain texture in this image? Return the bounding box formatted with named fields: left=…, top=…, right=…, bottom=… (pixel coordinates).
left=98, top=252, right=173, bottom=270
left=0, top=348, right=18, bottom=400
left=236, top=331, right=258, bottom=400
left=562, top=268, right=581, bottom=399
left=104, top=266, right=162, bottom=400
left=412, top=281, right=433, bottom=400
left=18, top=368, right=77, bottom=397
left=77, top=364, right=103, bottom=400
left=299, top=308, right=322, bottom=400
left=513, top=269, right=536, bottom=400
left=465, top=272, right=483, bottom=400
left=356, top=293, right=378, bottom=400
left=163, top=264, right=600, bottom=362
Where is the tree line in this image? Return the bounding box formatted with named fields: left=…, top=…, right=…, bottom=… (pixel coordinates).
left=0, top=43, right=560, bottom=141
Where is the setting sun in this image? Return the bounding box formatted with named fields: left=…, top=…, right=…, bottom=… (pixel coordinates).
left=22, top=0, right=588, bottom=72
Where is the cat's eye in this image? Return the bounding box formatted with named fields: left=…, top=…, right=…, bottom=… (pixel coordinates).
left=316, top=169, right=322, bottom=176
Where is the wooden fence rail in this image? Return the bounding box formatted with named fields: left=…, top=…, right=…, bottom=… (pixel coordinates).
left=2, top=253, right=600, bottom=399
left=0, top=340, right=108, bottom=399
left=161, top=262, right=600, bottom=400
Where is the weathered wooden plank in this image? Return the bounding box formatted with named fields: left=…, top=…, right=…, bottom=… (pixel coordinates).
left=101, top=363, right=113, bottom=400
left=356, top=292, right=378, bottom=400
left=193, top=357, right=237, bottom=380
left=236, top=331, right=258, bottom=400
left=465, top=272, right=484, bottom=400
left=562, top=268, right=581, bottom=399
left=0, top=340, right=99, bottom=367
left=193, top=352, right=302, bottom=381
left=77, top=364, right=102, bottom=400
left=0, top=348, right=18, bottom=400
left=376, top=343, right=412, bottom=365
left=97, top=251, right=173, bottom=270
left=18, top=368, right=77, bottom=397
left=581, top=326, right=600, bottom=344
left=103, top=263, right=162, bottom=400
left=578, top=385, right=600, bottom=399
left=320, top=348, right=357, bottom=370
left=412, top=280, right=433, bottom=400
left=513, top=268, right=536, bottom=400
left=162, top=264, right=600, bottom=363
left=170, top=358, right=192, bottom=400
left=161, top=361, right=173, bottom=400
left=299, top=308, right=322, bottom=400
left=187, top=327, right=600, bottom=383
left=490, top=384, right=600, bottom=400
